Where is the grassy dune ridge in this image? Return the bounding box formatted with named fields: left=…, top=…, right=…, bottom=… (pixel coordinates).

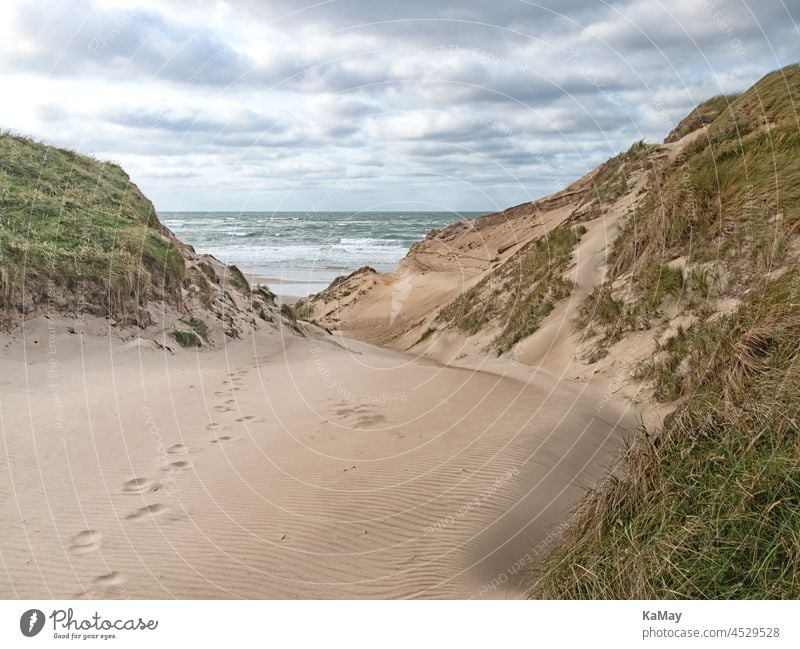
left=0, top=131, right=284, bottom=343
left=532, top=63, right=800, bottom=598
left=0, top=131, right=185, bottom=323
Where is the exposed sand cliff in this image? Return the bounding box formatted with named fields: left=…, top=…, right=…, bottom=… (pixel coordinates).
left=300, top=133, right=703, bottom=422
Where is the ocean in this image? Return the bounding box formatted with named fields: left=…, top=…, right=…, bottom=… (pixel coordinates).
left=159, top=211, right=484, bottom=298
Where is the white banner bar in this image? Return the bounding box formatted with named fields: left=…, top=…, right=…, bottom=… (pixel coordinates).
left=2, top=600, right=798, bottom=648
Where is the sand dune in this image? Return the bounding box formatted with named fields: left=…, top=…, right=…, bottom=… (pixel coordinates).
left=0, top=316, right=635, bottom=599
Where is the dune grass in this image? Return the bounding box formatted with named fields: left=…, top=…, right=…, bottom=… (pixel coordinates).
left=0, top=132, right=185, bottom=320
left=665, top=94, right=739, bottom=143
left=437, top=285, right=491, bottom=336
left=533, top=63, right=800, bottom=599
left=590, top=140, right=656, bottom=207
left=172, top=328, right=202, bottom=348
left=533, top=268, right=800, bottom=598
left=436, top=223, right=585, bottom=352
left=611, top=65, right=800, bottom=285
left=576, top=64, right=799, bottom=360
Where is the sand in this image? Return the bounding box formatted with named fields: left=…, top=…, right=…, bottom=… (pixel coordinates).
left=0, top=315, right=635, bottom=599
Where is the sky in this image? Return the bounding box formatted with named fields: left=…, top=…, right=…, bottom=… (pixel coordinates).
left=1, top=0, right=797, bottom=212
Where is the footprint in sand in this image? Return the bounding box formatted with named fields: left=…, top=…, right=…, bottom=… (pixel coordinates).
left=168, top=443, right=187, bottom=455
left=214, top=405, right=232, bottom=412
left=335, top=404, right=370, bottom=416
left=93, top=571, right=126, bottom=589
left=214, top=390, right=225, bottom=397
left=126, top=503, right=170, bottom=520
left=169, top=460, right=191, bottom=470
left=210, top=435, right=234, bottom=444
left=355, top=413, right=387, bottom=427
left=69, top=529, right=103, bottom=555
left=235, top=415, right=265, bottom=423
left=123, top=478, right=157, bottom=494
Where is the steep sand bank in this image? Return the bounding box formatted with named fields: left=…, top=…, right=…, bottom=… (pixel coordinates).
left=0, top=317, right=634, bottom=598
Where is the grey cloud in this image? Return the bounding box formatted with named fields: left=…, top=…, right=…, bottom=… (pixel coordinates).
left=1, top=0, right=796, bottom=211
left=6, top=0, right=284, bottom=86
left=101, top=106, right=287, bottom=134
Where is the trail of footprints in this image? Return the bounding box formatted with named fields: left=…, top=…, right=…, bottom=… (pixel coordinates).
left=72, top=364, right=265, bottom=593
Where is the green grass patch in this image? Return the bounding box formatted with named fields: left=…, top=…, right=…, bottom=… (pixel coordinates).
left=225, top=264, right=251, bottom=294
left=0, top=131, right=185, bottom=320
left=181, top=316, right=208, bottom=340
left=172, top=329, right=201, bottom=348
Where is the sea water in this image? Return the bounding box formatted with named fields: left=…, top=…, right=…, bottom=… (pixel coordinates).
left=160, top=211, right=483, bottom=297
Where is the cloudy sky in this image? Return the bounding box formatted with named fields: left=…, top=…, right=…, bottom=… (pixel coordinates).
left=1, top=0, right=797, bottom=212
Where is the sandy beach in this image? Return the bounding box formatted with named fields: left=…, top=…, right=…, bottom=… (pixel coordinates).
left=0, top=316, right=634, bottom=599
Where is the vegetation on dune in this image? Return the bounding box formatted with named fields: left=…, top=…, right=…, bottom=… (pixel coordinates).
left=612, top=123, right=799, bottom=282
left=493, top=224, right=584, bottom=354
left=436, top=223, right=586, bottom=353
left=665, top=93, right=739, bottom=143
left=293, top=301, right=314, bottom=321
left=574, top=260, right=686, bottom=356
left=278, top=302, right=305, bottom=335
left=182, top=316, right=209, bottom=340
left=618, top=65, right=799, bottom=278
left=579, top=64, right=800, bottom=360
left=437, top=285, right=489, bottom=336
left=172, top=328, right=202, bottom=348
left=532, top=63, right=800, bottom=599
left=185, top=267, right=213, bottom=308
left=414, top=326, right=437, bottom=345
left=0, top=132, right=274, bottom=338
left=533, top=268, right=800, bottom=598
left=585, top=140, right=657, bottom=214
left=225, top=264, right=251, bottom=294
left=0, top=131, right=185, bottom=322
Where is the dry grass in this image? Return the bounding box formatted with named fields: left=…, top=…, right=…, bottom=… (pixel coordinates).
left=532, top=268, right=800, bottom=598
left=611, top=65, right=800, bottom=285
left=532, top=64, right=800, bottom=599
left=578, top=64, right=800, bottom=361
left=436, top=223, right=585, bottom=352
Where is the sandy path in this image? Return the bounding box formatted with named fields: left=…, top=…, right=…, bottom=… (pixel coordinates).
left=0, top=319, right=630, bottom=599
